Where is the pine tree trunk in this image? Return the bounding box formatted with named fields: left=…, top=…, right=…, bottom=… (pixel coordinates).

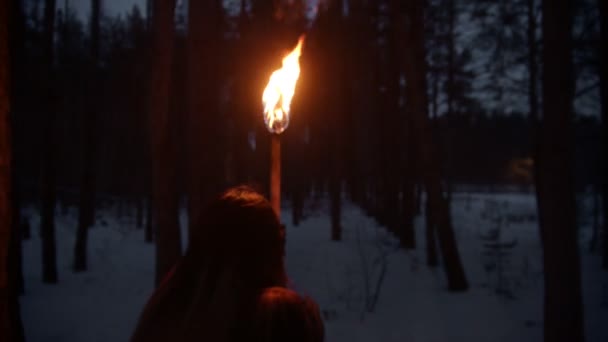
left=529, top=0, right=544, bottom=263
left=431, top=70, right=439, bottom=119
left=8, top=192, right=25, bottom=342
left=528, top=0, right=543, bottom=242
left=145, top=197, right=153, bottom=242
left=330, top=103, right=342, bottom=240
left=446, top=0, right=455, bottom=119
left=41, top=0, right=58, bottom=284
left=538, top=0, right=585, bottom=341
left=186, top=0, right=223, bottom=242
left=444, top=0, right=455, bottom=201
left=150, top=0, right=181, bottom=286
left=323, top=1, right=344, bottom=242
left=389, top=1, right=415, bottom=248
left=9, top=0, right=26, bottom=296
left=74, top=0, right=100, bottom=272
left=330, top=103, right=343, bottom=241
left=598, top=0, right=608, bottom=270
left=330, top=168, right=342, bottom=241
left=401, top=173, right=416, bottom=249
left=9, top=193, right=24, bottom=296
left=527, top=0, right=538, bottom=124
left=232, top=8, right=251, bottom=186
left=136, top=197, right=144, bottom=229
left=400, top=104, right=417, bottom=248
left=1, top=1, right=25, bottom=338
left=425, top=195, right=438, bottom=266
left=589, top=188, right=599, bottom=252
left=0, top=0, right=13, bottom=335
left=291, top=185, right=304, bottom=226
left=402, top=0, right=467, bottom=290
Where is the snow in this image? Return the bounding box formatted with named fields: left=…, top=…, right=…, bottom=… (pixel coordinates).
left=19, top=192, right=608, bottom=341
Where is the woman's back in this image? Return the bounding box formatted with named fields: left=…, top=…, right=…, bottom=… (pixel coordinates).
left=131, top=186, right=323, bottom=342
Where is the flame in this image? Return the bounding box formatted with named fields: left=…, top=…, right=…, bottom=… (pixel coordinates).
left=262, top=36, right=305, bottom=134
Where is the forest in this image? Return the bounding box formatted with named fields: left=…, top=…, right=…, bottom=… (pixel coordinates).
left=0, top=0, right=606, bottom=341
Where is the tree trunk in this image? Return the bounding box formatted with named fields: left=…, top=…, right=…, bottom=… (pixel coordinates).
left=291, top=184, right=304, bottom=226
left=8, top=191, right=25, bottom=342
left=321, top=1, right=344, bottom=242
left=1, top=1, right=25, bottom=338
left=136, top=197, right=144, bottom=229
left=41, top=0, right=58, bottom=284
left=74, top=0, right=101, bottom=272
left=431, top=69, right=439, bottom=119
left=528, top=0, right=543, bottom=247
left=425, top=195, right=438, bottom=266
left=186, top=0, right=223, bottom=243
left=9, top=191, right=24, bottom=296
left=538, top=0, right=585, bottom=341
left=150, top=0, right=181, bottom=286
left=9, top=0, right=26, bottom=296
left=446, top=0, right=455, bottom=119
left=0, top=0, right=13, bottom=335
left=401, top=171, right=416, bottom=249
left=391, top=0, right=415, bottom=249
left=402, top=0, right=467, bottom=291
left=529, top=0, right=544, bottom=266
left=527, top=0, right=538, bottom=124
left=589, top=188, right=599, bottom=252
left=330, top=169, right=342, bottom=241
left=598, top=0, right=608, bottom=270
left=444, top=0, right=456, bottom=202
left=145, top=196, right=153, bottom=242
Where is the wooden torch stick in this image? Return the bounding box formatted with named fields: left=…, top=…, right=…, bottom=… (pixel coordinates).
left=270, top=134, right=281, bottom=220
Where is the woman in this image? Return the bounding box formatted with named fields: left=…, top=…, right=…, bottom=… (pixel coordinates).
left=131, top=185, right=323, bottom=342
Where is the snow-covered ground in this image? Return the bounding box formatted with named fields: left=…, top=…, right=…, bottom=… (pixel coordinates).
left=19, top=192, right=608, bottom=341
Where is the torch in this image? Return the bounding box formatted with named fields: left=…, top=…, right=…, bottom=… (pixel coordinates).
left=262, top=36, right=305, bottom=220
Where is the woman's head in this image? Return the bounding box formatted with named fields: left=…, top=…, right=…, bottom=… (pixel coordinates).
left=187, top=185, right=287, bottom=291
left=252, top=287, right=324, bottom=342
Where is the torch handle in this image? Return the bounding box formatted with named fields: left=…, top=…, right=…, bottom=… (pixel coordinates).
left=270, top=134, right=281, bottom=221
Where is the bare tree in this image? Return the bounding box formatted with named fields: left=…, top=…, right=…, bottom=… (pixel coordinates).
left=73, top=0, right=101, bottom=272
left=40, top=0, right=58, bottom=284
left=9, top=0, right=26, bottom=296
left=1, top=0, right=25, bottom=339
left=599, top=0, right=608, bottom=270
left=527, top=0, right=539, bottom=124
left=7, top=1, right=26, bottom=340
left=186, top=0, right=223, bottom=240
left=150, top=0, right=181, bottom=286
left=401, top=0, right=468, bottom=291
left=0, top=0, right=13, bottom=336
left=390, top=0, right=416, bottom=249
left=318, top=0, right=345, bottom=241
left=537, top=0, right=585, bottom=341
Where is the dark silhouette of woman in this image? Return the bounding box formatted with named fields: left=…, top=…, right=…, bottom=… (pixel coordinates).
left=131, top=185, right=323, bottom=342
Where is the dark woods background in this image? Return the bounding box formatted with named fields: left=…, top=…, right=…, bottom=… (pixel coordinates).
left=0, top=0, right=606, bottom=340
left=6, top=0, right=606, bottom=285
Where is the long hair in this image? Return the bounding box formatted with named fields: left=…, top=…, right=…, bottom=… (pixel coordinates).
left=131, top=185, right=287, bottom=342
left=253, top=287, right=324, bottom=342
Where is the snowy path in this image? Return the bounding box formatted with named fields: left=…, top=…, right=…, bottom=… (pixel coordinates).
left=19, top=193, right=608, bottom=341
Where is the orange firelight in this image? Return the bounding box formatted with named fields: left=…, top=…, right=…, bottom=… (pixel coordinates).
left=262, top=36, right=305, bottom=134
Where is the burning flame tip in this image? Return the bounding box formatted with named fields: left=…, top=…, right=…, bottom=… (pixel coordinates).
left=262, top=35, right=306, bottom=134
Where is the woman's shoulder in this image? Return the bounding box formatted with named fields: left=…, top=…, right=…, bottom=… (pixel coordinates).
left=258, top=287, right=320, bottom=315
left=253, top=287, right=324, bottom=342
left=258, top=287, right=307, bottom=303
